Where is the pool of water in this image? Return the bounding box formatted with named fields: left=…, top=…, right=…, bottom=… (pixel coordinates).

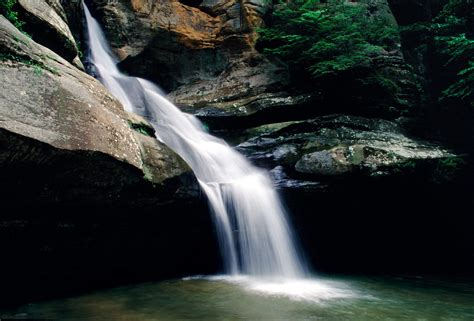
left=2, top=275, right=473, bottom=320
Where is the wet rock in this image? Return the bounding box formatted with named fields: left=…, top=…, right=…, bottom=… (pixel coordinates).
left=269, top=166, right=323, bottom=190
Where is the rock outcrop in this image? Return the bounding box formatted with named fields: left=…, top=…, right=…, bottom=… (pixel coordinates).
left=82, top=0, right=420, bottom=122
left=0, top=15, right=194, bottom=205
left=84, top=0, right=291, bottom=115
left=237, top=115, right=461, bottom=189
left=17, top=0, right=84, bottom=68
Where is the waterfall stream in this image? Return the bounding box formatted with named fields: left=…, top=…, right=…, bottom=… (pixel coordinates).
left=83, top=2, right=308, bottom=279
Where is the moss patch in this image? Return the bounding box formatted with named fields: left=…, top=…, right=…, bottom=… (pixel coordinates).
left=127, top=120, right=155, bottom=137
left=0, top=53, right=59, bottom=75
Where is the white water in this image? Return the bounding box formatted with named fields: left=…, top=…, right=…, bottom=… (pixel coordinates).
left=83, top=3, right=308, bottom=279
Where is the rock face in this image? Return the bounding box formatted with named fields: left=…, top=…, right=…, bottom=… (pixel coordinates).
left=0, top=14, right=190, bottom=189
left=387, top=0, right=443, bottom=25
left=234, top=114, right=472, bottom=277
left=17, top=0, right=83, bottom=68
left=84, top=0, right=291, bottom=115
left=82, top=0, right=420, bottom=121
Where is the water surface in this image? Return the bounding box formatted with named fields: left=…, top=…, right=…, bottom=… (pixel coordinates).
left=3, top=275, right=473, bottom=320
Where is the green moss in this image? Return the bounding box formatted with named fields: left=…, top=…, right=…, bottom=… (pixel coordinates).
left=346, top=145, right=365, bottom=165
left=398, top=159, right=418, bottom=169
left=127, top=120, right=155, bottom=137
left=437, top=156, right=465, bottom=169
left=0, top=53, right=59, bottom=76
left=76, top=40, right=85, bottom=59
left=32, top=64, right=42, bottom=76
left=13, top=35, right=29, bottom=47
left=0, top=0, right=30, bottom=37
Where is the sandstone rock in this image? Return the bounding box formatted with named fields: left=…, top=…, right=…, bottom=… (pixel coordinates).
left=0, top=16, right=192, bottom=202
left=17, top=0, right=82, bottom=68
left=83, top=0, right=286, bottom=114
left=78, top=0, right=419, bottom=123
left=126, top=112, right=191, bottom=183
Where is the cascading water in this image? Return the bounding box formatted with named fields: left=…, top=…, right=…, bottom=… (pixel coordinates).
left=83, top=2, right=308, bottom=279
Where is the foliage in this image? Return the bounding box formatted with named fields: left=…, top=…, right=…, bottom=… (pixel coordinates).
left=128, top=120, right=156, bottom=137
left=76, top=40, right=85, bottom=59
left=0, top=53, right=58, bottom=76
left=440, top=36, right=474, bottom=105
left=257, top=0, right=399, bottom=80
left=0, top=0, right=25, bottom=31
left=433, top=0, right=474, bottom=106
left=428, top=0, right=473, bottom=106
left=438, top=156, right=465, bottom=169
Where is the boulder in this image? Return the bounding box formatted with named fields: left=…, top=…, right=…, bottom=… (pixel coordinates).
left=0, top=15, right=194, bottom=204
left=17, top=0, right=83, bottom=68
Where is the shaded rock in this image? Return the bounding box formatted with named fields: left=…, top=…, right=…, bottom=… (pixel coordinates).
left=0, top=126, right=216, bottom=307
left=269, top=165, right=323, bottom=190
left=238, top=115, right=459, bottom=188
left=17, top=0, right=82, bottom=68
left=295, top=149, right=352, bottom=176
left=179, top=91, right=312, bottom=119
left=61, top=0, right=85, bottom=46
left=387, top=0, right=443, bottom=25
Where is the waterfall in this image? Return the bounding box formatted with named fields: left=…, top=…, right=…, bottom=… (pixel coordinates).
left=83, top=2, right=308, bottom=279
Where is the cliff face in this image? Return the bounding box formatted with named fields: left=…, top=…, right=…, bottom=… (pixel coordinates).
left=86, top=0, right=281, bottom=98
left=84, top=0, right=422, bottom=123
left=85, top=0, right=295, bottom=119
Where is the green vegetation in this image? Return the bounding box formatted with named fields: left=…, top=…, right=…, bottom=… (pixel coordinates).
left=128, top=120, right=156, bottom=137
left=433, top=0, right=474, bottom=106
left=76, top=40, right=85, bottom=59
left=0, top=53, right=58, bottom=76
left=257, top=0, right=399, bottom=80
left=438, top=156, right=465, bottom=169
left=0, top=0, right=25, bottom=31
left=257, top=0, right=406, bottom=112
left=400, top=0, right=473, bottom=108
left=258, top=0, right=473, bottom=111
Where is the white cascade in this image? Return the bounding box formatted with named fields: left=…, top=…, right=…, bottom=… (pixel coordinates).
left=83, top=2, right=308, bottom=279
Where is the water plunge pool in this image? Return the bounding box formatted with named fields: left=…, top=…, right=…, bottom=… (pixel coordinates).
left=3, top=275, right=473, bottom=320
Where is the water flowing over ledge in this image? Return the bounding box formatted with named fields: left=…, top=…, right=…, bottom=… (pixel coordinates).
left=83, top=1, right=308, bottom=279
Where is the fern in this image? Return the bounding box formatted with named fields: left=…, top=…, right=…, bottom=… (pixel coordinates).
left=0, top=0, right=25, bottom=31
